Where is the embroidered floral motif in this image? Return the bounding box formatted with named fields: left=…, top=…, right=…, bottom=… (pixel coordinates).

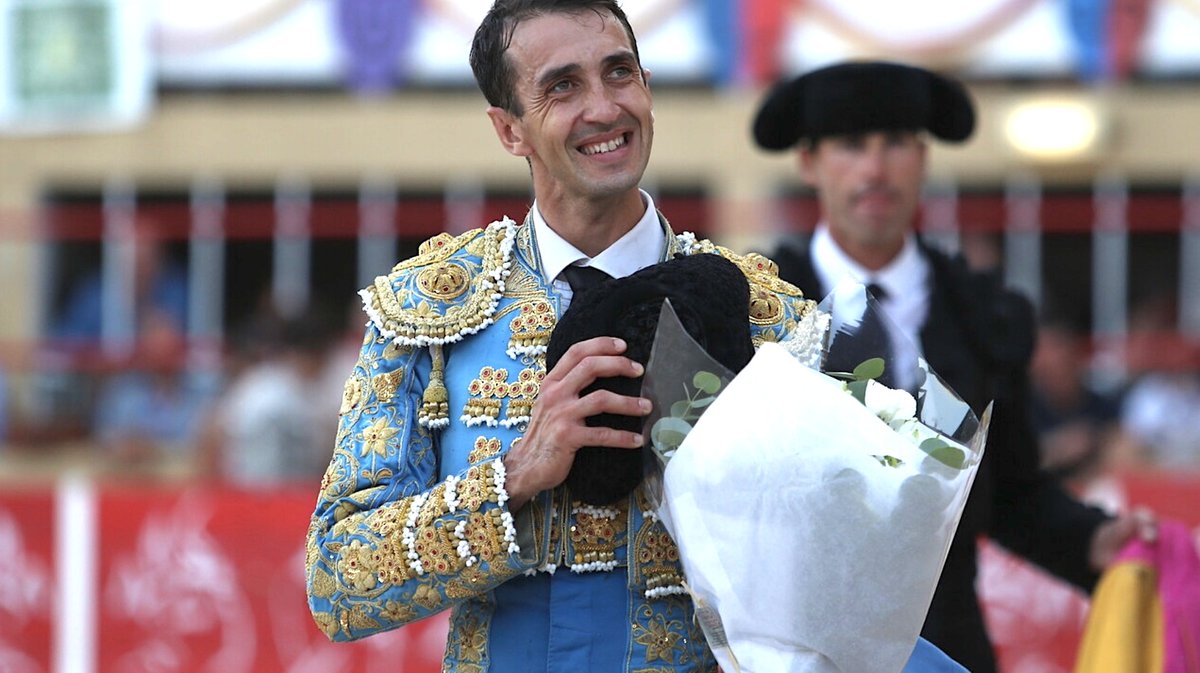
left=361, top=417, right=400, bottom=458
left=416, top=261, right=471, bottom=301
left=468, top=437, right=503, bottom=464
left=446, top=605, right=489, bottom=670
left=749, top=286, right=784, bottom=325
left=569, top=501, right=628, bottom=573
left=638, top=525, right=685, bottom=598
left=337, top=540, right=379, bottom=593
left=340, top=375, right=365, bottom=414
left=633, top=612, right=684, bottom=663
left=503, top=369, right=541, bottom=426
left=461, top=365, right=509, bottom=427
left=507, top=299, right=556, bottom=357
left=372, top=371, right=404, bottom=404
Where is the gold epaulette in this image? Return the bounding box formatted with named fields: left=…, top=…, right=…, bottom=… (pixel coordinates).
left=676, top=235, right=813, bottom=328
left=359, top=218, right=518, bottom=428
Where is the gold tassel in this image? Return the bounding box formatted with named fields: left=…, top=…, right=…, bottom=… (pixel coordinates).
left=419, top=344, right=450, bottom=428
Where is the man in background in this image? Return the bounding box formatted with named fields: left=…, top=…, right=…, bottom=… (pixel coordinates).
left=752, top=60, right=1152, bottom=673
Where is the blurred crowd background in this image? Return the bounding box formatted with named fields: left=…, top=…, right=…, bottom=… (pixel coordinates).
left=2, top=2, right=1200, bottom=671
left=3, top=0, right=1200, bottom=488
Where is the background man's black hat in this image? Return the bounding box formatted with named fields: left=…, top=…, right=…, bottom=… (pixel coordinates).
left=752, top=60, right=976, bottom=151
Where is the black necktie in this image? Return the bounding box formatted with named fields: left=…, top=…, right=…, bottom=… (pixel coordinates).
left=562, top=265, right=613, bottom=296
left=866, top=281, right=888, bottom=302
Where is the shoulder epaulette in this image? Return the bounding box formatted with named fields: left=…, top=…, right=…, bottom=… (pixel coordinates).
left=360, top=218, right=517, bottom=347
left=675, top=234, right=814, bottom=328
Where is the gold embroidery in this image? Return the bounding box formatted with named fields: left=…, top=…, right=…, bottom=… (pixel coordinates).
left=312, top=610, right=338, bottom=638
left=633, top=614, right=684, bottom=663
left=507, top=300, right=556, bottom=354
left=309, top=565, right=337, bottom=599
left=383, top=340, right=414, bottom=360
left=468, top=437, right=503, bottom=464
left=336, top=540, right=379, bottom=593
left=419, top=344, right=450, bottom=427
left=411, top=583, right=444, bottom=610
left=448, top=607, right=489, bottom=668
left=457, top=463, right=499, bottom=512
left=749, top=286, right=784, bottom=325
left=380, top=600, right=417, bottom=624
left=340, top=375, right=364, bottom=414
left=362, top=222, right=514, bottom=345
left=506, top=368, right=541, bottom=421
left=466, top=511, right=507, bottom=563
left=417, top=482, right=451, bottom=528
left=361, top=417, right=400, bottom=458
left=372, top=371, right=403, bottom=404
left=569, top=501, right=628, bottom=569
left=461, top=366, right=510, bottom=423
left=414, top=524, right=464, bottom=576
left=637, top=523, right=684, bottom=596
left=417, top=262, right=470, bottom=301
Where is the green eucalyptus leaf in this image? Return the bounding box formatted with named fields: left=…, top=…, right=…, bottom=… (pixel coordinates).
left=873, top=455, right=904, bottom=468
left=651, top=416, right=693, bottom=452
left=847, top=379, right=869, bottom=404
left=691, top=396, right=716, bottom=409
left=853, top=358, right=886, bottom=381
left=670, top=400, right=692, bottom=418
left=693, top=371, right=723, bottom=394
left=920, top=438, right=966, bottom=469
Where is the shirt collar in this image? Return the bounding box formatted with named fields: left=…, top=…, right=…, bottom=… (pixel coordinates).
left=810, top=223, right=923, bottom=300
left=533, top=189, right=664, bottom=283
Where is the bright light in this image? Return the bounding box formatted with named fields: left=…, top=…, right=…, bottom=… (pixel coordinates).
left=1003, top=99, right=1105, bottom=161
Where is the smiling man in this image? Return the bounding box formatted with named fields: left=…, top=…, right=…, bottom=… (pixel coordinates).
left=303, top=2, right=819, bottom=671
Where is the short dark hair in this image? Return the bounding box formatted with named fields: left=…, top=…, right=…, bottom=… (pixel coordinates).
left=469, top=0, right=640, bottom=117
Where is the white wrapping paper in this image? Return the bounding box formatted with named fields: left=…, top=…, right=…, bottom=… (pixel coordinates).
left=656, top=343, right=984, bottom=673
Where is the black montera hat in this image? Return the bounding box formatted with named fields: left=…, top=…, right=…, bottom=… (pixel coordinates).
left=545, top=253, right=754, bottom=506
left=752, top=60, right=975, bottom=151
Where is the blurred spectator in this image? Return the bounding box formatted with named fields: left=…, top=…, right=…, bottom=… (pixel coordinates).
left=93, top=310, right=218, bottom=469
left=1029, top=315, right=1122, bottom=486
left=198, top=306, right=340, bottom=487
left=1112, top=292, right=1200, bottom=470
left=0, top=368, right=7, bottom=446
left=51, top=214, right=187, bottom=344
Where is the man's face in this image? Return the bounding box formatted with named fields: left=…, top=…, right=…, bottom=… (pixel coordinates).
left=800, top=130, right=927, bottom=260
left=488, top=10, right=653, bottom=203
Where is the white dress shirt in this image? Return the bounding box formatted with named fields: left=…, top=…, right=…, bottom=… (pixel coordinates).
left=810, top=224, right=931, bottom=389
left=533, top=190, right=665, bottom=313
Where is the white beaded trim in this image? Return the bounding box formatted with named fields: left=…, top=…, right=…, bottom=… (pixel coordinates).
left=571, top=559, right=618, bottom=573
left=675, top=231, right=698, bottom=256
left=779, top=308, right=832, bottom=371
left=645, top=585, right=688, bottom=598
left=460, top=414, right=500, bottom=428
left=491, top=459, right=519, bottom=554
left=499, top=415, right=531, bottom=428
left=443, top=475, right=460, bottom=511
left=453, top=519, right=477, bottom=567
left=362, top=218, right=517, bottom=348
left=421, top=416, right=451, bottom=430
left=573, top=504, right=619, bottom=519
left=402, top=492, right=428, bottom=576
left=506, top=344, right=548, bottom=359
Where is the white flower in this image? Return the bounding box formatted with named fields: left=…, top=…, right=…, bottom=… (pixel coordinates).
left=863, top=379, right=917, bottom=430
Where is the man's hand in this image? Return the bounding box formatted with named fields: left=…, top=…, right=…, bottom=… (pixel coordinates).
left=1088, top=506, right=1158, bottom=571
left=503, top=337, right=650, bottom=510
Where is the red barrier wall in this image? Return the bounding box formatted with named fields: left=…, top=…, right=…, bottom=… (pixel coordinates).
left=1, top=471, right=1196, bottom=673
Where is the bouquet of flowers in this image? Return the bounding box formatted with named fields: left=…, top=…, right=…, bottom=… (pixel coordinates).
left=641, top=282, right=991, bottom=673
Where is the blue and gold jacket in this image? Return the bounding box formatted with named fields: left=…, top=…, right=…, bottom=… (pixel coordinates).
left=306, top=215, right=815, bottom=672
